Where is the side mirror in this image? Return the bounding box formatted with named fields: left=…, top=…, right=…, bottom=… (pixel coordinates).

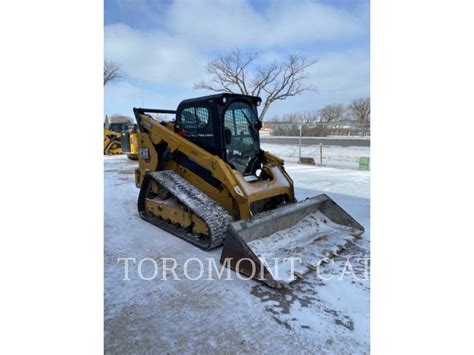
left=224, top=127, right=232, bottom=145
left=255, top=119, right=262, bottom=130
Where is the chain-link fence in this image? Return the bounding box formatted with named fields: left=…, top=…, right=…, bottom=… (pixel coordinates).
left=260, top=122, right=370, bottom=170
left=262, top=121, right=370, bottom=138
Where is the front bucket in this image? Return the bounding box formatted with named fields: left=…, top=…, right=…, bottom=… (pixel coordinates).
left=220, top=194, right=364, bottom=288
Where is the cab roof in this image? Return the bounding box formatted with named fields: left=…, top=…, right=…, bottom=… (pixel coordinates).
left=178, top=93, right=262, bottom=107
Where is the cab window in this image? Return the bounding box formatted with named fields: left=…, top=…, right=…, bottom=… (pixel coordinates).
left=180, top=106, right=212, bottom=136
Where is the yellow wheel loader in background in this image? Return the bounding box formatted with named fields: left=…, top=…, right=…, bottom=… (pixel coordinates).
left=104, top=129, right=123, bottom=155
left=104, top=116, right=138, bottom=159
left=133, top=94, right=364, bottom=288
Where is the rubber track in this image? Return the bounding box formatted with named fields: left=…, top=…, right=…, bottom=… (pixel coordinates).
left=138, top=171, right=234, bottom=250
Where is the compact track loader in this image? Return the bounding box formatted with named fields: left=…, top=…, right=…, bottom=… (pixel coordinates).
left=133, top=94, right=364, bottom=288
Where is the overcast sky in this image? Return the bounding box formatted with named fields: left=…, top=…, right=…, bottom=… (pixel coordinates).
left=104, top=0, right=369, bottom=118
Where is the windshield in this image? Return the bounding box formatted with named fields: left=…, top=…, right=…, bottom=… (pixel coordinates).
left=224, top=101, right=260, bottom=175
left=106, top=123, right=127, bottom=133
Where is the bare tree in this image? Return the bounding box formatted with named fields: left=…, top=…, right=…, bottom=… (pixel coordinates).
left=194, top=49, right=317, bottom=120
left=347, top=97, right=370, bottom=123
left=104, top=59, right=125, bottom=86
left=317, top=104, right=345, bottom=123
left=107, top=114, right=133, bottom=124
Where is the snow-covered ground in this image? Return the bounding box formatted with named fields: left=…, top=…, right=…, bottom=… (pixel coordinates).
left=262, top=142, right=370, bottom=170
left=104, top=155, right=370, bottom=353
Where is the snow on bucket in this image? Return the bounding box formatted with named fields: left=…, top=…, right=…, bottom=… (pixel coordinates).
left=220, top=194, right=364, bottom=288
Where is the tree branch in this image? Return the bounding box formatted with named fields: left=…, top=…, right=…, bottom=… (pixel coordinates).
left=194, top=50, right=318, bottom=120
left=104, top=59, right=125, bottom=86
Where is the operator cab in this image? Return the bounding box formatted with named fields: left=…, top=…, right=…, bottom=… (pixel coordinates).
left=105, top=122, right=129, bottom=133
left=175, top=93, right=263, bottom=176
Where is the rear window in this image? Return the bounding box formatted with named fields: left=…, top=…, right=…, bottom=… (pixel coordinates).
left=180, top=107, right=212, bottom=136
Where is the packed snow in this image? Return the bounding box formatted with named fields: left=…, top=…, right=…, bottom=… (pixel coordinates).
left=104, top=155, right=370, bottom=353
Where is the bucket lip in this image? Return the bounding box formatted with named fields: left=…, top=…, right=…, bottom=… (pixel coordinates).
left=230, top=194, right=330, bottom=233
left=229, top=192, right=364, bottom=236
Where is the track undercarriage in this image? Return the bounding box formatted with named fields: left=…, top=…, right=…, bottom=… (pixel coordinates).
left=137, top=171, right=233, bottom=250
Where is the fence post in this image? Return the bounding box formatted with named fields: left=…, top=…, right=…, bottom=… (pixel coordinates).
left=298, top=123, right=303, bottom=162
left=320, top=143, right=323, bottom=166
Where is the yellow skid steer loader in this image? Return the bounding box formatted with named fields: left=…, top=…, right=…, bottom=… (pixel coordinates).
left=133, top=94, right=364, bottom=288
